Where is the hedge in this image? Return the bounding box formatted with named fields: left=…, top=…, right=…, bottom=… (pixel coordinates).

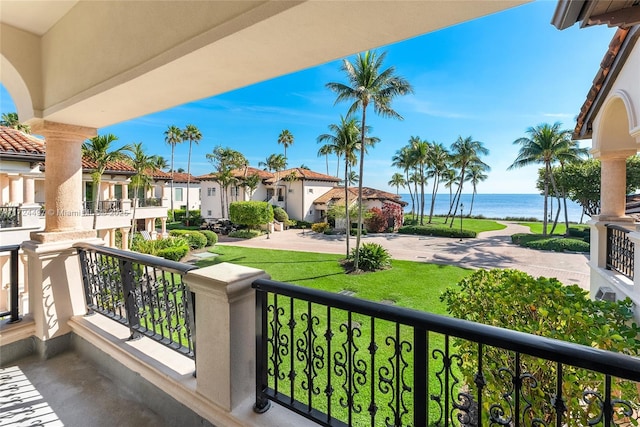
left=398, top=225, right=476, bottom=238
left=200, top=229, right=218, bottom=246
left=169, top=229, right=208, bottom=249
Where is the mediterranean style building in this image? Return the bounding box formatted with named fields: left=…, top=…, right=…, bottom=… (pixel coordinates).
left=197, top=167, right=407, bottom=225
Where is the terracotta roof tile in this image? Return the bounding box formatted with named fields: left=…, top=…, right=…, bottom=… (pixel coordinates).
left=574, top=27, right=632, bottom=139
left=170, top=172, right=199, bottom=183
left=0, top=126, right=46, bottom=156
left=265, top=168, right=340, bottom=184
left=81, top=158, right=135, bottom=173
left=313, top=186, right=407, bottom=206
left=197, top=166, right=275, bottom=181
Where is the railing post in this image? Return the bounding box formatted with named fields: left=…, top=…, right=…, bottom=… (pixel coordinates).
left=182, top=262, right=269, bottom=411
left=413, top=326, right=427, bottom=427
left=119, top=258, right=142, bottom=340
left=254, top=286, right=271, bottom=413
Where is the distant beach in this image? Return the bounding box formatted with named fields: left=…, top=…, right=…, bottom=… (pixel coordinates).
left=398, top=193, right=586, bottom=224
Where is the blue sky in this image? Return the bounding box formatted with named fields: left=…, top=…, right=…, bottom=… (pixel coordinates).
left=1, top=1, right=616, bottom=194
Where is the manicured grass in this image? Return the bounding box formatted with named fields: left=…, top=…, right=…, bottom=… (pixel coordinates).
left=403, top=215, right=507, bottom=236
left=198, top=245, right=471, bottom=312
left=197, top=245, right=472, bottom=424
left=517, top=221, right=588, bottom=235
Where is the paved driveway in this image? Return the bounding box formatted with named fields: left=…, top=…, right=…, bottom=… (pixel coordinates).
left=217, top=222, right=591, bottom=289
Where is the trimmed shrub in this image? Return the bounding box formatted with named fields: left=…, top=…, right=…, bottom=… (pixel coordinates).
left=511, top=233, right=589, bottom=252
left=169, top=229, right=207, bottom=249
left=229, top=201, right=273, bottom=229
left=350, top=228, right=367, bottom=236
left=350, top=243, right=391, bottom=271
left=398, top=225, right=476, bottom=238
left=273, top=206, right=289, bottom=223
left=228, top=229, right=262, bottom=239
left=364, top=207, right=387, bottom=233
left=311, top=222, right=330, bottom=233
left=441, top=269, right=640, bottom=422
left=131, top=236, right=189, bottom=261
left=157, top=245, right=189, bottom=261
left=200, top=230, right=218, bottom=246
left=291, top=220, right=312, bottom=229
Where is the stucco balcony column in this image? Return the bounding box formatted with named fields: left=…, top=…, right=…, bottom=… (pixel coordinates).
left=8, top=174, right=22, bottom=205
left=29, top=121, right=97, bottom=241
left=598, top=151, right=636, bottom=221
left=120, top=227, right=130, bottom=250
left=122, top=183, right=129, bottom=200
left=23, top=176, right=35, bottom=205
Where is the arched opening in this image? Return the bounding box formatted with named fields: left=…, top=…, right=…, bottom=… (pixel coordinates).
left=593, top=94, right=636, bottom=156
left=0, top=55, right=35, bottom=122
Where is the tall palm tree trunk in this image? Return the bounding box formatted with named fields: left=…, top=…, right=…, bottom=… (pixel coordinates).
left=354, top=107, right=367, bottom=271
left=449, top=169, right=465, bottom=228
left=428, top=174, right=439, bottom=223
left=406, top=170, right=415, bottom=221
left=344, top=155, right=350, bottom=258
left=170, top=147, right=175, bottom=216
left=185, top=141, right=192, bottom=225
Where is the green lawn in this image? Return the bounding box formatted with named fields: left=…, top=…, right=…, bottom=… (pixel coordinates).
left=517, top=221, right=588, bottom=235
left=198, top=245, right=471, bottom=424
left=403, top=215, right=507, bottom=235
left=197, top=245, right=471, bottom=313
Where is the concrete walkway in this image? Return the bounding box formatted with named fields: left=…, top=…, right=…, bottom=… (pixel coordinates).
left=218, top=221, right=591, bottom=289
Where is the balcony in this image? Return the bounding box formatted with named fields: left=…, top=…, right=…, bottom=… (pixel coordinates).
left=2, top=241, right=638, bottom=426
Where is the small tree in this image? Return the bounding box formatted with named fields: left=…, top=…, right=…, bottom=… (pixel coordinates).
left=229, top=201, right=273, bottom=230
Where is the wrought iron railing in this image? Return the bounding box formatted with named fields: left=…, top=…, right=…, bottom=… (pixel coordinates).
left=75, top=242, right=198, bottom=358
left=606, top=224, right=634, bottom=280
left=82, top=200, right=123, bottom=214
left=138, top=198, right=162, bottom=207
left=253, top=279, right=640, bottom=427
left=0, top=244, right=22, bottom=323
left=0, top=206, right=21, bottom=228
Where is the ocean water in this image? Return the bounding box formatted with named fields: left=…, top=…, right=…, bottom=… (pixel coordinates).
left=399, top=193, right=587, bottom=224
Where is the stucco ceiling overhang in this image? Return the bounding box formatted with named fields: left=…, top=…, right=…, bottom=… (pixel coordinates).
left=1, top=1, right=528, bottom=130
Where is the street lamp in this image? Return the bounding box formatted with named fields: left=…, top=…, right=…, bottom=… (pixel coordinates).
left=459, top=203, right=464, bottom=242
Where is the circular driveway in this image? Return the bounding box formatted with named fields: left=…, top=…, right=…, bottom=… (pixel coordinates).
left=217, top=222, right=591, bottom=289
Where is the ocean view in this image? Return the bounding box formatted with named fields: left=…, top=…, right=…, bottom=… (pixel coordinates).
left=398, top=193, right=586, bottom=224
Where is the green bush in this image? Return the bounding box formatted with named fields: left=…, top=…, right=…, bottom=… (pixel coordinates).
left=131, top=236, right=189, bottom=261
left=229, top=201, right=273, bottom=229
left=441, top=269, right=640, bottom=423
left=397, top=225, right=476, bottom=238
left=290, top=220, right=312, bottom=229
left=511, top=233, right=590, bottom=252
left=156, top=245, right=189, bottom=261
left=200, top=230, right=218, bottom=246
left=169, top=229, right=208, bottom=249
left=273, top=206, right=289, bottom=223
left=311, top=222, right=330, bottom=233
left=349, top=228, right=367, bottom=236
left=350, top=242, right=391, bottom=271
left=228, top=229, right=262, bottom=239
left=567, top=226, right=590, bottom=239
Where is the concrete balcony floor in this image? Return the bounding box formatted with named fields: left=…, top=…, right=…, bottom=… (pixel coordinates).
left=1, top=351, right=169, bottom=427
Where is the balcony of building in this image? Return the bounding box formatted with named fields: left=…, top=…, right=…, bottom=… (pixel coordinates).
left=1, top=241, right=638, bottom=427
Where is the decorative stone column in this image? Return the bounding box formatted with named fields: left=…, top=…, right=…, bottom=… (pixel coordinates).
left=183, top=263, right=270, bottom=411
left=22, top=121, right=102, bottom=358
left=160, top=217, right=167, bottom=237
left=8, top=174, right=22, bottom=205
left=598, top=151, right=636, bottom=221
left=30, top=121, right=97, bottom=240
left=23, top=176, right=35, bottom=204
left=121, top=227, right=130, bottom=250
left=123, top=183, right=129, bottom=200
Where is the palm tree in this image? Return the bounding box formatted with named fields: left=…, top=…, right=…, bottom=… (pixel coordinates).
left=127, top=143, right=157, bottom=245
left=467, top=163, right=489, bottom=216
left=182, top=124, right=202, bottom=225
left=206, top=146, right=247, bottom=218
left=448, top=136, right=489, bottom=228
left=388, top=173, right=405, bottom=195
left=326, top=50, right=413, bottom=270
left=408, top=136, right=430, bottom=225
left=317, top=116, right=361, bottom=257
left=259, top=153, right=287, bottom=172
left=392, top=146, right=416, bottom=220
left=164, top=125, right=183, bottom=215
left=242, top=173, right=261, bottom=199
left=509, top=122, right=576, bottom=236
left=346, top=171, right=359, bottom=186
left=426, top=143, right=450, bottom=223
left=278, top=129, right=294, bottom=167
left=555, top=140, right=588, bottom=232
left=0, top=112, right=30, bottom=133
left=152, top=156, right=169, bottom=171
left=82, top=134, right=132, bottom=230
left=317, top=144, right=334, bottom=175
